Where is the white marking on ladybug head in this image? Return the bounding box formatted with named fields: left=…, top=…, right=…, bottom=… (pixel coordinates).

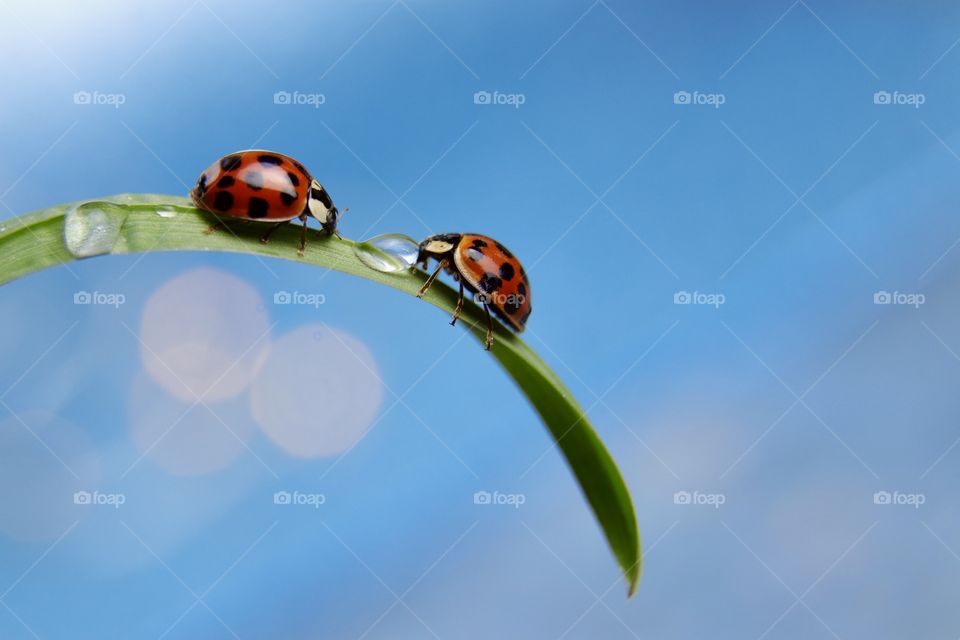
left=306, top=180, right=332, bottom=223
left=424, top=239, right=454, bottom=254
left=308, top=197, right=329, bottom=223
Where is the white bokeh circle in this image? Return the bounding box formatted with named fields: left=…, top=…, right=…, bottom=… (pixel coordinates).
left=250, top=325, right=383, bottom=458
left=139, top=268, right=271, bottom=403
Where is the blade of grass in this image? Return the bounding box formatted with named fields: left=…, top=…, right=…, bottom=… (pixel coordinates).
left=0, top=194, right=641, bottom=595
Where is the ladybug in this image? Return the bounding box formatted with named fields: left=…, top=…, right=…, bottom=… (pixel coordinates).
left=415, top=233, right=531, bottom=350
left=191, top=150, right=340, bottom=255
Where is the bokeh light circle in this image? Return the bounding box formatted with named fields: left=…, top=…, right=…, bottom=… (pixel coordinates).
left=250, top=325, right=383, bottom=457
left=139, top=268, right=271, bottom=403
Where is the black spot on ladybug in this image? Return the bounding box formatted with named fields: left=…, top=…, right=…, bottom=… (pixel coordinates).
left=503, top=298, right=520, bottom=315
left=517, top=282, right=527, bottom=298
left=519, top=308, right=532, bottom=325
left=311, top=186, right=333, bottom=209
left=479, top=273, right=502, bottom=293
left=248, top=197, right=269, bottom=219
left=220, top=155, right=242, bottom=171
left=495, top=242, right=513, bottom=258
left=213, top=191, right=234, bottom=212
left=280, top=191, right=297, bottom=206
left=286, top=171, right=300, bottom=187
left=292, top=161, right=308, bottom=175
left=471, top=238, right=488, bottom=249
left=217, top=176, right=235, bottom=189
left=466, top=248, right=484, bottom=262
left=196, top=174, right=208, bottom=197
left=258, top=154, right=283, bottom=166
left=244, top=171, right=264, bottom=190
left=499, top=262, right=515, bottom=281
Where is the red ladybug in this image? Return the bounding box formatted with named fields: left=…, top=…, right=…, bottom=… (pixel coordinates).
left=191, top=150, right=340, bottom=255
left=416, top=233, right=531, bottom=350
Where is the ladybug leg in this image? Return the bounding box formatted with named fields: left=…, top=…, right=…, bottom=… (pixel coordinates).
left=416, top=259, right=448, bottom=298
left=259, top=221, right=287, bottom=245
left=298, top=213, right=309, bottom=256
left=482, top=303, right=494, bottom=350
left=450, top=281, right=465, bottom=326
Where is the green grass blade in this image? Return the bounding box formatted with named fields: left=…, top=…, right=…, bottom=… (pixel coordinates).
left=0, top=194, right=641, bottom=595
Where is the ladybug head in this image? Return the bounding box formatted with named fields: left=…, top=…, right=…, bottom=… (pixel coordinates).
left=417, top=233, right=461, bottom=264
left=306, top=179, right=339, bottom=234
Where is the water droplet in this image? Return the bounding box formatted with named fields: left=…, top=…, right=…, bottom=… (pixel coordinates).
left=353, top=233, right=420, bottom=273
left=155, top=208, right=177, bottom=218
left=63, top=201, right=129, bottom=258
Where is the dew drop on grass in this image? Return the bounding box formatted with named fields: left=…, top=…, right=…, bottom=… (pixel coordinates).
left=155, top=208, right=177, bottom=218
left=353, top=233, right=420, bottom=273
left=63, top=201, right=129, bottom=258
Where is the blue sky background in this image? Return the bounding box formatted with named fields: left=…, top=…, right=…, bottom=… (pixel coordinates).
left=2, top=1, right=960, bottom=638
